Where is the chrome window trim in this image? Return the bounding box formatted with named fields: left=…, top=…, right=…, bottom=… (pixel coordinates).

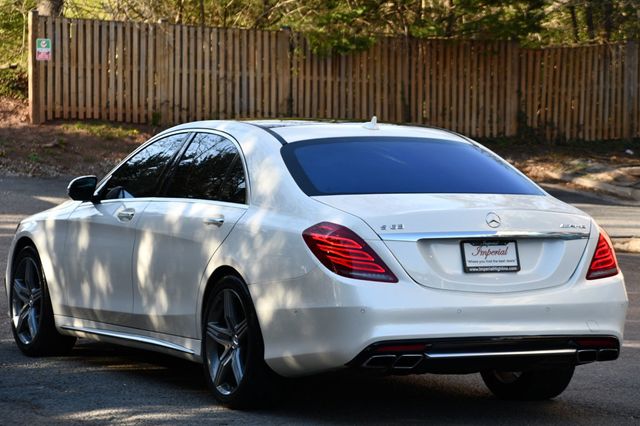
left=379, top=230, right=590, bottom=242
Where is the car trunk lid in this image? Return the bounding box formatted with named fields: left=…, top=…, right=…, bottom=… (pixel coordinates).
left=314, top=193, right=592, bottom=293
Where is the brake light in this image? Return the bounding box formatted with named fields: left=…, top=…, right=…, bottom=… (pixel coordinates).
left=586, top=231, right=619, bottom=280
left=303, top=222, right=398, bottom=283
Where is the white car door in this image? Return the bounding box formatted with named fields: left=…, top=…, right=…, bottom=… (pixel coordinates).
left=62, top=133, right=188, bottom=325
left=131, top=132, right=249, bottom=338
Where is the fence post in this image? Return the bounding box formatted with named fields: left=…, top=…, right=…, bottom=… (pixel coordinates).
left=28, top=10, right=41, bottom=124
left=623, top=41, right=638, bottom=140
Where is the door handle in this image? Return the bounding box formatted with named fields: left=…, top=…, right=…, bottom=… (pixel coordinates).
left=204, top=216, right=225, bottom=227
left=117, top=208, right=136, bottom=222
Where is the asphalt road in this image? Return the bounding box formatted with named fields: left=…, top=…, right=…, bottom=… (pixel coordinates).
left=0, top=176, right=638, bottom=425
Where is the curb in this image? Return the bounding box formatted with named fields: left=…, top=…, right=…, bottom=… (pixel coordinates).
left=540, top=171, right=640, bottom=201
left=612, top=237, right=640, bottom=254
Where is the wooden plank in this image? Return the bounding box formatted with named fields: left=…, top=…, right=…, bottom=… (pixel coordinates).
left=468, top=42, right=476, bottom=135
left=28, top=11, right=39, bottom=123
left=77, top=19, right=85, bottom=120
left=116, top=22, right=124, bottom=122
left=203, top=27, right=211, bottom=119
left=145, top=24, right=153, bottom=122
left=180, top=25, right=188, bottom=122
left=395, top=39, right=403, bottom=123
left=54, top=17, right=62, bottom=118
left=247, top=30, right=255, bottom=117
left=477, top=42, right=485, bottom=136
left=92, top=20, right=100, bottom=119
left=290, top=33, right=297, bottom=117
left=595, top=45, right=603, bottom=140
left=189, top=26, right=196, bottom=121
left=108, top=21, right=115, bottom=121
left=604, top=46, right=612, bottom=140
left=585, top=46, right=595, bottom=141
left=195, top=25, right=203, bottom=120
left=224, top=28, right=232, bottom=118
left=305, top=39, right=311, bottom=117
left=124, top=22, right=131, bottom=122
left=62, top=18, right=70, bottom=119
left=37, top=16, right=45, bottom=122
left=240, top=30, right=248, bottom=116
left=70, top=20, right=77, bottom=119
left=381, top=38, right=388, bottom=120
left=131, top=23, right=139, bottom=123
left=269, top=31, right=276, bottom=117
left=84, top=20, right=92, bottom=120
left=567, top=47, right=575, bottom=137
left=254, top=30, right=262, bottom=118
left=137, top=25, right=149, bottom=123
left=211, top=29, right=219, bottom=118
left=46, top=17, right=53, bottom=121
left=457, top=41, right=465, bottom=132
left=578, top=47, right=587, bottom=139
left=492, top=43, right=500, bottom=137
left=235, top=29, right=242, bottom=117
left=449, top=41, right=458, bottom=131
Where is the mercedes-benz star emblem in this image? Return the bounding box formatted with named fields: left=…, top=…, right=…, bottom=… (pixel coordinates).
left=486, top=212, right=501, bottom=228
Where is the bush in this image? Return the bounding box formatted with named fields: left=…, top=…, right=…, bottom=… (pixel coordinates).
left=0, top=67, right=28, bottom=100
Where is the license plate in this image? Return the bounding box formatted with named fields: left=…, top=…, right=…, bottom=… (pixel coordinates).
left=460, top=240, right=520, bottom=273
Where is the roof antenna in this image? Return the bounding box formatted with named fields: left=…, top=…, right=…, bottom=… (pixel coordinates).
left=362, top=116, right=379, bottom=130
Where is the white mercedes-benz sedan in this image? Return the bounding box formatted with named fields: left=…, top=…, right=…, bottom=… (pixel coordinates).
left=5, top=119, right=628, bottom=408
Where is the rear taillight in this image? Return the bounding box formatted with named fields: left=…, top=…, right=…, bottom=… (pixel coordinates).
left=303, top=222, right=398, bottom=283
left=586, top=230, right=619, bottom=280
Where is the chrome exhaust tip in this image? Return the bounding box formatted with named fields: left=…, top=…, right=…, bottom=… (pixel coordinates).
left=597, top=348, right=619, bottom=361
left=393, top=354, right=424, bottom=370
left=362, top=354, right=397, bottom=369
left=576, top=349, right=598, bottom=363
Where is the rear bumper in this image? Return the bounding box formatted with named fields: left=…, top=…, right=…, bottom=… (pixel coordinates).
left=252, top=264, right=628, bottom=377
left=348, top=335, right=620, bottom=374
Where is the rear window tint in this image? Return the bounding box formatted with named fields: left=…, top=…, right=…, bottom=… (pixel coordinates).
left=281, top=137, right=542, bottom=196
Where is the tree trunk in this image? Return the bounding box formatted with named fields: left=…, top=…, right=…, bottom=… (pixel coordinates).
left=585, top=2, right=596, bottom=40
left=602, top=0, right=614, bottom=41
left=568, top=4, right=579, bottom=43
left=199, top=0, right=205, bottom=27
left=37, top=0, right=63, bottom=16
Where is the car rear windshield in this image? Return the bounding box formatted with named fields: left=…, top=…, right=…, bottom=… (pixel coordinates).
left=281, top=137, right=543, bottom=196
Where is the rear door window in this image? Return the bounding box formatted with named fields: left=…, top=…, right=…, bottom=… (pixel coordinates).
left=281, top=137, right=543, bottom=196
left=165, top=133, right=246, bottom=203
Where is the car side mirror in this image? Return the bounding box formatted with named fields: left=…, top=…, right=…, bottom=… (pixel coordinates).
left=67, top=175, right=98, bottom=202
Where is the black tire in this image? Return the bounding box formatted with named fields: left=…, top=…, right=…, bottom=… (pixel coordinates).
left=481, top=366, right=575, bottom=400
left=202, top=275, right=277, bottom=409
left=9, top=246, right=76, bottom=356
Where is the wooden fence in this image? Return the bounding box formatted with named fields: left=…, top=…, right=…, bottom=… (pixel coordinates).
left=28, top=11, right=640, bottom=141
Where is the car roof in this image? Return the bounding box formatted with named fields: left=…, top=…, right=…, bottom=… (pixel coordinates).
left=246, top=120, right=469, bottom=144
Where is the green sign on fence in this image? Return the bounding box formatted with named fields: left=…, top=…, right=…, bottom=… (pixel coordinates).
left=36, top=38, right=51, bottom=61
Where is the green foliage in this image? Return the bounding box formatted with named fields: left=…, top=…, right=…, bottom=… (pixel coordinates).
left=60, top=122, right=140, bottom=140
left=0, top=67, right=28, bottom=99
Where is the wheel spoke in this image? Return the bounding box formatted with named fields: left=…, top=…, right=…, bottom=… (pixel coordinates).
left=25, top=261, right=37, bottom=290
left=234, top=319, right=248, bottom=339
left=206, top=322, right=233, bottom=347
left=214, top=348, right=233, bottom=388
left=13, top=279, right=30, bottom=303
left=27, top=308, right=38, bottom=338
left=223, top=290, right=237, bottom=329
left=231, top=348, right=244, bottom=385
left=16, top=305, right=29, bottom=332
left=30, top=288, right=42, bottom=303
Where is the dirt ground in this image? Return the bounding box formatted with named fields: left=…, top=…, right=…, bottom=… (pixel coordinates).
left=1, top=96, right=639, bottom=184
left=0, top=98, right=159, bottom=178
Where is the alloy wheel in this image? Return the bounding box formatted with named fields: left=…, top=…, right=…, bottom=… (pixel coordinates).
left=205, top=288, right=249, bottom=396
left=11, top=257, right=43, bottom=345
